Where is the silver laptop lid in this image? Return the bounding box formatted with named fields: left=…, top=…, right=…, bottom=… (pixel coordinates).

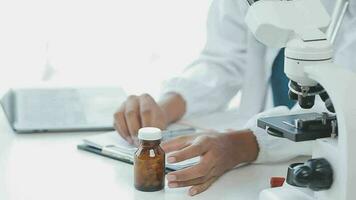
left=0, top=87, right=126, bottom=133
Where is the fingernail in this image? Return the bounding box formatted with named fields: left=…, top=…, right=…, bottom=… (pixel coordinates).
left=168, top=183, right=178, bottom=188
left=166, top=175, right=176, bottom=181
left=126, top=138, right=133, bottom=144
left=190, top=189, right=198, bottom=196
left=167, top=157, right=176, bottom=163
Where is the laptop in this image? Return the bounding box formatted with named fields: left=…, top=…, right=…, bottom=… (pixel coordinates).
left=0, top=87, right=127, bottom=133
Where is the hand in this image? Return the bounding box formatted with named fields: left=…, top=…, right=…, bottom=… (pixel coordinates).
left=114, top=94, right=168, bottom=145
left=161, top=130, right=259, bottom=196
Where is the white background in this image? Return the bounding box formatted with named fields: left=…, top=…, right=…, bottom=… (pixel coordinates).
left=0, top=0, right=212, bottom=97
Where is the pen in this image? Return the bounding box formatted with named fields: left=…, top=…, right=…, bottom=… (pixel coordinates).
left=162, top=127, right=196, bottom=140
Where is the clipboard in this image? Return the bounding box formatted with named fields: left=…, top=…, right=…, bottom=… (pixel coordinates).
left=77, top=144, right=176, bottom=173
left=77, top=128, right=199, bottom=172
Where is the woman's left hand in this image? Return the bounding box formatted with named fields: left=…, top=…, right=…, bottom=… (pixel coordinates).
left=161, top=130, right=259, bottom=196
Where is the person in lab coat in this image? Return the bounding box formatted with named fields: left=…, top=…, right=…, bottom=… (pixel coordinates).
left=113, top=0, right=356, bottom=196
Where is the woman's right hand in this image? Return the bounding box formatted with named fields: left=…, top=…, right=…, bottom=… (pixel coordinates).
left=114, top=94, right=168, bottom=145
left=113, top=92, right=186, bottom=145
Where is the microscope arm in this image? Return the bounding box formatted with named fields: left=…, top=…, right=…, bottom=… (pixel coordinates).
left=326, top=0, right=350, bottom=44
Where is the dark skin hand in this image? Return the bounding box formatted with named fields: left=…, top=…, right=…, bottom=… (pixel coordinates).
left=161, top=130, right=259, bottom=196
left=114, top=92, right=260, bottom=196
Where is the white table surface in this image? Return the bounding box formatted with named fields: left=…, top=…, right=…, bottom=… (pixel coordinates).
left=0, top=108, right=307, bottom=200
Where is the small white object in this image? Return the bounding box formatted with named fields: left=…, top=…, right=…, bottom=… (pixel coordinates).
left=149, top=149, right=155, bottom=157
left=138, top=127, right=162, bottom=141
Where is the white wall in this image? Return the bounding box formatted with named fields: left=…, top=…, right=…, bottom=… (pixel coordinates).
left=0, top=0, right=212, bottom=97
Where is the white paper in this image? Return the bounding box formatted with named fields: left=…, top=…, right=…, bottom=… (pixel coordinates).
left=81, top=110, right=249, bottom=170
left=82, top=131, right=200, bottom=170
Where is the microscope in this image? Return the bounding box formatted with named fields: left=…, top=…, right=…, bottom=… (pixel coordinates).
left=245, top=0, right=356, bottom=199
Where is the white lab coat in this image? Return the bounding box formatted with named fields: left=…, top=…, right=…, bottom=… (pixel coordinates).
left=161, top=0, right=356, bottom=163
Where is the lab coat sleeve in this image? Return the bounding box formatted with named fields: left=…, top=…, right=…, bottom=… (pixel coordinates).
left=160, top=0, right=248, bottom=116
left=243, top=106, right=313, bottom=163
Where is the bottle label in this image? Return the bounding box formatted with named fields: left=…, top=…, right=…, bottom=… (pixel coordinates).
left=149, top=149, right=155, bottom=157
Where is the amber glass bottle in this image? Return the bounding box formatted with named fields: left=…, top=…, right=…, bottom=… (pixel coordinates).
left=134, top=127, right=165, bottom=192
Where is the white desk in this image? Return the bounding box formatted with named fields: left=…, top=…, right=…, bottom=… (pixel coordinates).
left=0, top=109, right=307, bottom=200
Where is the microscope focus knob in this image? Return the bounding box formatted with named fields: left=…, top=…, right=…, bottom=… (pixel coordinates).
left=286, top=158, right=333, bottom=191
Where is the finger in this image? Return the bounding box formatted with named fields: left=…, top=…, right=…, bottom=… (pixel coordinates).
left=189, top=176, right=218, bottom=196
left=168, top=143, right=207, bottom=164
left=124, top=95, right=141, bottom=139
left=161, top=135, right=193, bottom=153
left=166, top=159, right=212, bottom=182
left=168, top=167, right=215, bottom=188
left=168, top=136, right=210, bottom=163
left=139, top=93, right=155, bottom=127
left=168, top=176, right=206, bottom=188
left=114, top=103, right=133, bottom=144
left=149, top=112, right=167, bottom=131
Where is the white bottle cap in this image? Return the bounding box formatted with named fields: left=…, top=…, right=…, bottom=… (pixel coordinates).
left=138, top=127, right=162, bottom=141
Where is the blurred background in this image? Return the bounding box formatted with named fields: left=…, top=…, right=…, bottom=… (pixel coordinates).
left=0, top=0, right=212, bottom=97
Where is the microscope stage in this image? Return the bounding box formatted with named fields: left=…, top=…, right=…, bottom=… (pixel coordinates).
left=257, top=112, right=337, bottom=142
